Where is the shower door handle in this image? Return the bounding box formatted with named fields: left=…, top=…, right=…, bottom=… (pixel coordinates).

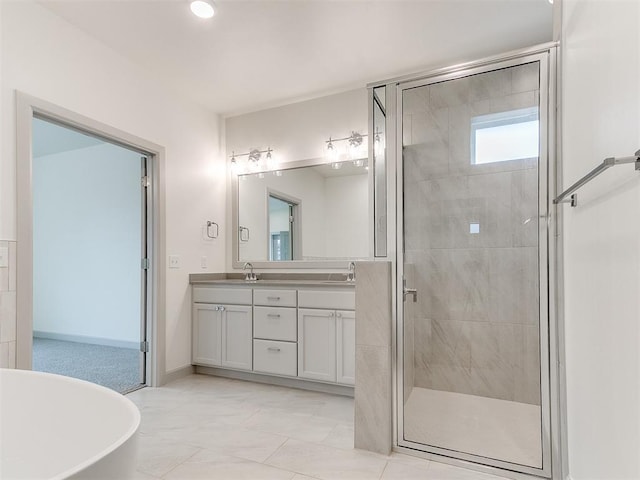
left=403, top=285, right=418, bottom=303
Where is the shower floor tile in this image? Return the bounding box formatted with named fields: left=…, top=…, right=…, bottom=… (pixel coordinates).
left=404, top=387, right=542, bottom=468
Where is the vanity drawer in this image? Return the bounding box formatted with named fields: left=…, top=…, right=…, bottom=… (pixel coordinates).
left=254, top=306, right=297, bottom=342
left=253, top=289, right=297, bottom=307
left=193, top=287, right=252, bottom=305
left=253, top=339, right=297, bottom=377
left=298, top=290, right=355, bottom=310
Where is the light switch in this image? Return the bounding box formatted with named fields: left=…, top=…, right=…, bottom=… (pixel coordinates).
left=201, top=256, right=207, bottom=269
left=0, top=247, right=8, bottom=268
left=169, top=255, right=181, bottom=269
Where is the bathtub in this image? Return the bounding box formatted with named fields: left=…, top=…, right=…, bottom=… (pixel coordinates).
left=0, top=369, right=141, bottom=479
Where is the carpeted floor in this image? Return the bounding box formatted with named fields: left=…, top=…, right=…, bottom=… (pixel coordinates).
left=32, top=337, right=143, bottom=394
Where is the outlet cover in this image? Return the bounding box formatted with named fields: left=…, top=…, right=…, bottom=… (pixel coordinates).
left=169, top=255, right=181, bottom=269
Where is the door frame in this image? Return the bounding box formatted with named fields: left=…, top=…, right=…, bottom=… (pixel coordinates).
left=387, top=45, right=563, bottom=479
left=266, top=188, right=302, bottom=261
left=15, top=92, right=167, bottom=387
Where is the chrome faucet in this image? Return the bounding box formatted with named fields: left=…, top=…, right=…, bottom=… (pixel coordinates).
left=243, top=262, right=257, bottom=281
left=347, top=262, right=356, bottom=282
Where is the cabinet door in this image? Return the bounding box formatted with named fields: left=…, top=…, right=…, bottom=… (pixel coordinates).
left=221, top=304, right=253, bottom=371
left=298, top=308, right=336, bottom=382
left=192, top=303, right=222, bottom=366
left=336, top=310, right=356, bottom=385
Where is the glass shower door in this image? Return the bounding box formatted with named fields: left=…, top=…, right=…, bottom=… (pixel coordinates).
left=399, top=57, right=550, bottom=475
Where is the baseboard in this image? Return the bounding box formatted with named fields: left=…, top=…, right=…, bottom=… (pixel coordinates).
left=163, top=365, right=195, bottom=385
left=34, top=331, right=138, bottom=350
left=195, top=365, right=354, bottom=397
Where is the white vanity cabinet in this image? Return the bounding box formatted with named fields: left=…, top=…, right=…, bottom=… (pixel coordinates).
left=253, top=288, right=298, bottom=377
left=297, top=290, right=356, bottom=386
left=192, top=287, right=253, bottom=371
left=192, top=282, right=355, bottom=389
left=336, top=310, right=356, bottom=385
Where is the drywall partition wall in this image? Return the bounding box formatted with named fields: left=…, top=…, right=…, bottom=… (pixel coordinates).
left=0, top=2, right=16, bottom=369
left=33, top=138, right=141, bottom=345
left=226, top=88, right=367, bottom=270
left=562, top=1, right=640, bottom=478
left=1, top=1, right=224, bottom=374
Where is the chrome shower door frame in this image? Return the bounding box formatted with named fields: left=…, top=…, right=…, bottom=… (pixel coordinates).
left=393, top=46, right=558, bottom=479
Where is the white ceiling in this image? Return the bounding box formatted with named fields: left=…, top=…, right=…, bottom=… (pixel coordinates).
left=39, top=0, right=553, bottom=117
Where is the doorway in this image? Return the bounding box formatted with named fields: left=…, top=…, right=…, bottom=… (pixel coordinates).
left=268, top=191, right=300, bottom=261
left=30, top=116, right=151, bottom=393
left=396, top=52, right=554, bottom=477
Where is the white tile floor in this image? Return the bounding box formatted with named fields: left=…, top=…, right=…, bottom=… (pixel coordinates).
left=127, top=374, right=511, bottom=480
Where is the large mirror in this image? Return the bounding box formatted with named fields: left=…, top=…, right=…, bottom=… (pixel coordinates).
left=234, top=158, right=370, bottom=266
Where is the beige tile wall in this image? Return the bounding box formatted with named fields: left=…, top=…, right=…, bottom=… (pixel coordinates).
left=0, top=240, right=17, bottom=368
left=403, top=63, right=541, bottom=405
left=354, top=261, right=392, bottom=455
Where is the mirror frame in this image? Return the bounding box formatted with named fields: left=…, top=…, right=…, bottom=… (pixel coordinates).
left=232, top=156, right=372, bottom=269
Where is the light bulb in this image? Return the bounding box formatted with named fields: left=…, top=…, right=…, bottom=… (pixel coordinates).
left=190, top=0, right=215, bottom=18
left=230, top=157, right=239, bottom=175
left=265, top=149, right=278, bottom=170
left=326, top=138, right=338, bottom=162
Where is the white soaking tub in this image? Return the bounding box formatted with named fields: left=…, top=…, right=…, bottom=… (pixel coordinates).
left=0, top=369, right=141, bottom=479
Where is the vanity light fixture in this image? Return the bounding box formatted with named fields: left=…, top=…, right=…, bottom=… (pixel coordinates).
left=326, top=137, right=339, bottom=162
left=229, top=147, right=275, bottom=174
left=325, top=131, right=368, bottom=164
left=190, top=0, right=215, bottom=18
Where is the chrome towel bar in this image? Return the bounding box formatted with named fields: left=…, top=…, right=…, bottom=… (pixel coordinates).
left=554, top=149, right=640, bottom=207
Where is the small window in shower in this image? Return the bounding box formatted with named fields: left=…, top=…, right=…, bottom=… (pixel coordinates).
left=471, top=107, right=539, bottom=165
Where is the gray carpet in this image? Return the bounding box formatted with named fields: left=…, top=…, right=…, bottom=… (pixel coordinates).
left=33, top=337, right=143, bottom=394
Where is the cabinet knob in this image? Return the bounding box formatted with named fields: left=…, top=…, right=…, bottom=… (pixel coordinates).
left=267, top=347, right=281, bottom=352
left=267, top=314, right=281, bottom=318
left=329, top=312, right=335, bottom=317
left=336, top=312, right=342, bottom=318
left=267, top=296, right=281, bottom=301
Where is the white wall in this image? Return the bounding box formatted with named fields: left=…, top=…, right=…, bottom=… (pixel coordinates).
left=226, top=88, right=368, bottom=270
left=324, top=173, right=369, bottom=258
left=562, top=1, right=640, bottom=478
left=33, top=140, right=141, bottom=345
left=0, top=1, right=225, bottom=373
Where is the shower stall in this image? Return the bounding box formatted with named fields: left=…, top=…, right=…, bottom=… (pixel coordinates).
left=371, top=45, right=559, bottom=477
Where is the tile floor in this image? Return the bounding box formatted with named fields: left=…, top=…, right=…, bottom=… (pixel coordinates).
left=127, top=374, right=511, bottom=480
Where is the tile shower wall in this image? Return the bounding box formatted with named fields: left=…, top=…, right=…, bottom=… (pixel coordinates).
left=403, top=63, right=541, bottom=405
left=0, top=240, right=17, bottom=368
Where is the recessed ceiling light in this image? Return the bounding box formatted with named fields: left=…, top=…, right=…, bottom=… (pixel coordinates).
left=190, top=0, right=215, bottom=19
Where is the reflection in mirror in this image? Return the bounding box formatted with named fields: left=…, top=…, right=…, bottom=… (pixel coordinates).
left=238, top=160, right=369, bottom=263
left=373, top=86, right=387, bottom=256
left=268, top=193, right=298, bottom=260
